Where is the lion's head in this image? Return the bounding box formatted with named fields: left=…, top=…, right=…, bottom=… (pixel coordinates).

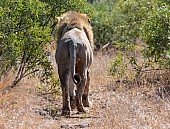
left=56, top=11, right=94, bottom=48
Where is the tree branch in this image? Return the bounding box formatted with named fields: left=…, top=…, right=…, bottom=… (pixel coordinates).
left=23, top=69, right=39, bottom=78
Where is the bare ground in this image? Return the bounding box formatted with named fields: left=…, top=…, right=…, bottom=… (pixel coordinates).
left=0, top=52, right=170, bottom=129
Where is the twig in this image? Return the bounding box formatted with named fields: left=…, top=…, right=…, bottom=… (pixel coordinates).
left=141, top=68, right=170, bottom=72
left=23, top=69, right=39, bottom=78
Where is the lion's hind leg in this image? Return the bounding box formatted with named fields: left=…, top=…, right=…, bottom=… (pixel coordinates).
left=69, top=76, right=77, bottom=110
left=76, top=80, right=88, bottom=113
left=75, top=67, right=89, bottom=113
left=82, top=71, right=92, bottom=107
left=58, top=67, right=71, bottom=117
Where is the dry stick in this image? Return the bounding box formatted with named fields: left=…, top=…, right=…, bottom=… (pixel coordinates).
left=11, top=51, right=26, bottom=87
left=3, top=52, right=27, bottom=92
left=141, top=68, right=170, bottom=72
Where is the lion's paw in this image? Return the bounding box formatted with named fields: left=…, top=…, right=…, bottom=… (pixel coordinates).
left=61, top=110, right=71, bottom=117
left=77, top=107, right=89, bottom=113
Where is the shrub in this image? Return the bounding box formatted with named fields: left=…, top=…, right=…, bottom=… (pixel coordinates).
left=108, top=52, right=127, bottom=79
left=0, top=0, right=90, bottom=87
left=142, top=3, right=170, bottom=67
left=90, top=0, right=116, bottom=46
left=106, top=0, right=170, bottom=79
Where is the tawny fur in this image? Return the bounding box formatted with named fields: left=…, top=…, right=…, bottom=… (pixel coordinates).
left=56, top=11, right=94, bottom=48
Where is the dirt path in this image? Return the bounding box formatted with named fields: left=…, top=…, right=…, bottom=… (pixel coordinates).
left=0, top=52, right=169, bottom=129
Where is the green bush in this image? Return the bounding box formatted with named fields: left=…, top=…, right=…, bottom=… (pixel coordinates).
left=142, top=3, right=170, bottom=67
left=112, top=0, right=148, bottom=46
left=108, top=52, right=127, bottom=79
left=0, top=0, right=90, bottom=86
left=90, top=0, right=116, bottom=45
left=0, top=0, right=52, bottom=86
left=105, top=0, right=170, bottom=78
left=91, top=0, right=155, bottom=47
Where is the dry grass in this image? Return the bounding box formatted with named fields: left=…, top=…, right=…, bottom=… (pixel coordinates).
left=89, top=52, right=170, bottom=129
left=0, top=50, right=169, bottom=129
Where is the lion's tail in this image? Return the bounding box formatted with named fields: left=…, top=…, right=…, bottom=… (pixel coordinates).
left=69, top=41, right=81, bottom=85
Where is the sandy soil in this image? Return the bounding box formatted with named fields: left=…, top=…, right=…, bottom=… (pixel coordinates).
left=0, top=52, right=169, bottom=129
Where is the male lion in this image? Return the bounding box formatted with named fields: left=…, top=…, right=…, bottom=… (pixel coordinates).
left=55, top=11, right=94, bottom=116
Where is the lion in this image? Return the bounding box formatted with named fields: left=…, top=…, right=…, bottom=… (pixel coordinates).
left=55, top=11, right=94, bottom=116
left=56, top=11, right=94, bottom=48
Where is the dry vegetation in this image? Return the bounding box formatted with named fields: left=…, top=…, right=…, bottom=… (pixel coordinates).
left=0, top=49, right=170, bottom=129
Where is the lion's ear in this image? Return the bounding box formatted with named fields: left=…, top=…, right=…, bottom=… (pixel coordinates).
left=50, top=17, right=62, bottom=34
left=55, top=16, right=64, bottom=24
left=56, top=17, right=60, bottom=23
